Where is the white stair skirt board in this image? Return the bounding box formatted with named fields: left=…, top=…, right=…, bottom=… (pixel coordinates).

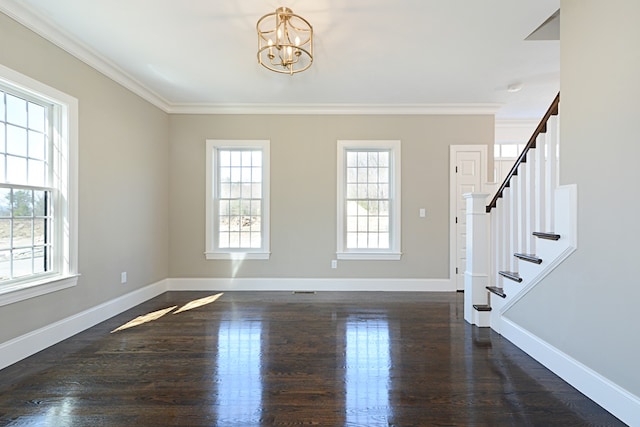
left=168, top=278, right=454, bottom=292
left=501, top=318, right=640, bottom=427
left=0, top=279, right=169, bottom=371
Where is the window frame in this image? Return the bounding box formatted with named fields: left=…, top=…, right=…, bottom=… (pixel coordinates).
left=336, top=140, right=402, bottom=261
left=205, top=139, right=270, bottom=260
left=0, top=64, right=79, bottom=307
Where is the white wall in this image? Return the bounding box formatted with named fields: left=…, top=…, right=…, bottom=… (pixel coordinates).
left=169, top=114, right=494, bottom=280
left=0, top=12, right=170, bottom=343
left=504, top=0, right=640, bottom=397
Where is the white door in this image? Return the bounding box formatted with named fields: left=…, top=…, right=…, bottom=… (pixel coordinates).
left=450, top=146, right=486, bottom=291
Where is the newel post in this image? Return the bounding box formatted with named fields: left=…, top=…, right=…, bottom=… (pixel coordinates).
left=463, top=193, right=490, bottom=326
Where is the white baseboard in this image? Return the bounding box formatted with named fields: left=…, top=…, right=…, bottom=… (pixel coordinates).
left=0, top=279, right=168, bottom=370
left=167, top=277, right=454, bottom=292
left=501, top=317, right=640, bottom=426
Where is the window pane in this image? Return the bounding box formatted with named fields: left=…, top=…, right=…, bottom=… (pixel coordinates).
left=34, top=218, right=46, bottom=245
left=378, top=152, right=389, bottom=167
left=28, top=159, right=45, bottom=187
left=0, top=123, right=5, bottom=153
left=0, top=219, right=10, bottom=249
left=379, top=233, right=390, bottom=249
left=250, top=200, right=261, bottom=216
left=0, top=188, right=10, bottom=216
left=29, top=131, right=46, bottom=160
left=218, top=232, right=230, bottom=248
left=250, top=232, right=261, bottom=249
left=219, top=200, right=230, bottom=216
left=0, top=93, right=4, bottom=121
left=251, top=183, right=262, bottom=199
left=346, top=216, right=357, bottom=233
left=346, top=151, right=358, bottom=167
left=251, top=151, right=262, bottom=167
left=13, top=248, right=34, bottom=278
left=229, top=216, right=240, bottom=232
left=33, top=246, right=46, bottom=274
left=501, top=144, right=518, bottom=158
left=241, top=167, right=251, bottom=182
left=241, top=151, right=252, bottom=166
left=219, top=150, right=231, bottom=167
left=13, top=219, right=32, bottom=248
left=230, top=151, right=241, bottom=167
left=7, top=125, right=27, bottom=156
left=219, top=216, right=229, bottom=231
left=347, top=232, right=357, bottom=248
left=6, top=94, right=27, bottom=127
left=357, top=152, right=367, bottom=167
left=34, top=190, right=47, bottom=217
left=0, top=249, right=10, bottom=280
left=219, top=183, right=231, bottom=199
left=378, top=167, right=388, bottom=183
left=230, top=167, right=241, bottom=182
left=357, top=216, right=368, bottom=232
left=347, top=167, right=357, bottom=183
left=7, top=156, right=27, bottom=184
left=346, top=183, right=357, bottom=199
left=347, top=201, right=358, bottom=216
left=13, top=190, right=33, bottom=217
left=28, top=102, right=46, bottom=133
left=251, top=167, right=261, bottom=183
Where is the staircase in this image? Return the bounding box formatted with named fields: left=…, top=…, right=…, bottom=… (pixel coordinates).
left=465, top=93, right=578, bottom=331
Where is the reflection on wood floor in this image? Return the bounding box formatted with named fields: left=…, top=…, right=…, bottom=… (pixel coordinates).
left=0, top=291, right=624, bottom=426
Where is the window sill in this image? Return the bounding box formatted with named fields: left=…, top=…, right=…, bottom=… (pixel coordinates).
left=336, top=252, right=402, bottom=261
left=0, top=274, right=80, bottom=307
left=205, top=252, right=271, bottom=260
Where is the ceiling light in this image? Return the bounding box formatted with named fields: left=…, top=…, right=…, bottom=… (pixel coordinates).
left=257, top=7, right=313, bottom=75
left=507, top=83, right=523, bottom=93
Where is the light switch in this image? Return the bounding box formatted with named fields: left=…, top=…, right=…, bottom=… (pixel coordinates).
left=419, top=208, right=426, bottom=218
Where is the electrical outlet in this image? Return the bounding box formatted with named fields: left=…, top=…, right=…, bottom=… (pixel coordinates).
left=121, top=272, right=127, bottom=284
left=331, top=260, right=337, bottom=269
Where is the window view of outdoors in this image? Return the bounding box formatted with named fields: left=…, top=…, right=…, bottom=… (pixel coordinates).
left=0, top=89, right=52, bottom=282
left=217, top=149, right=263, bottom=249
left=345, top=150, right=391, bottom=249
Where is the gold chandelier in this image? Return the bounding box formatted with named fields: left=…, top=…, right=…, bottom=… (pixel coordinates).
left=257, top=7, right=313, bottom=75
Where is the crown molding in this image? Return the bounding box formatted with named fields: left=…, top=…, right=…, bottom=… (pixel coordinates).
left=167, top=103, right=502, bottom=115
left=0, top=2, right=172, bottom=112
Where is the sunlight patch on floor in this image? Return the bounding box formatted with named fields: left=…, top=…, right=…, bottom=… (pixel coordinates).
left=110, top=293, right=225, bottom=333
left=110, top=306, right=177, bottom=333
left=174, top=292, right=224, bottom=314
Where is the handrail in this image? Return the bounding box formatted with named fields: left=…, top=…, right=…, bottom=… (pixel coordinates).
left=486, top=92, right=560, bottom=213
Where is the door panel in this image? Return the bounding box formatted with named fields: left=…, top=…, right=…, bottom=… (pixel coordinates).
left=454, top=150, right=482, bottom=291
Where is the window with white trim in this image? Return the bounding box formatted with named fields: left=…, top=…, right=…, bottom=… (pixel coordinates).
left=0, top=65, right=78, bottom=305
left=337, top=140, right=401, bottom=260
left=205, top=140, right=270, bottom=260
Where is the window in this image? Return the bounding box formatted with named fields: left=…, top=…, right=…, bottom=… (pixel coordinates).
left=205, top=140, right=270, bottom=260
left=337, top=140, right=401, bottom=260
left=0, top=64, right=78, bottom=305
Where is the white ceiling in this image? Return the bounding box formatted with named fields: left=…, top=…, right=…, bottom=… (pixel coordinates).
left=0, top=0, right=560, bottom=119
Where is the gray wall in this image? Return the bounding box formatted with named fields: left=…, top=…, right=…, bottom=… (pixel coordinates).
left=0, top=13, right=170, bottom=343
left=504, top=0, right=640, bottom=396
left=169, top=114, right=493, bottom=279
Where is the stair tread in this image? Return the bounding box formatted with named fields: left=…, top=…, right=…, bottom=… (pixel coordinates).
left=533, top=231, right=561, bottom=241
left=486, top=286, right=506, bottom=298
left=498, top=271, right=523, bottom=283
left=472, top=304, right=492, bottom=312
left=514, top=253, right=543, bottom=264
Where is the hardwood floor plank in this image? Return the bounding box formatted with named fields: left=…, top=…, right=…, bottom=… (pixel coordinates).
left=0, top=291, right=624, bottom=426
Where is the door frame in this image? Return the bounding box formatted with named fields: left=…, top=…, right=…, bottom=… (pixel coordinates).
left=449, top=145, right=488, bottom=291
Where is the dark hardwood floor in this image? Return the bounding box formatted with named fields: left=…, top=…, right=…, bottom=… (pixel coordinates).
left=0, top=291, right=624, bottom=426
